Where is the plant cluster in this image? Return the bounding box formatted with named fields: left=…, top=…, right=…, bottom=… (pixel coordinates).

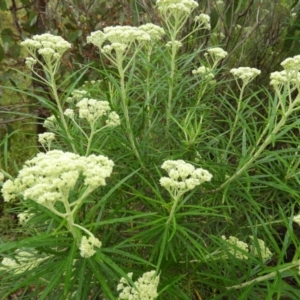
left=1, top=0, right=300, bottom=299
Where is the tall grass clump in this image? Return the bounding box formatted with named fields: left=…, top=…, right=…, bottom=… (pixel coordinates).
left=1, top=0, right=300, bottom=299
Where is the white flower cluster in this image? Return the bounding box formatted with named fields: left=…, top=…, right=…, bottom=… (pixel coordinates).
left=38, top=132, right=55, bottom=147
left=21, top=33, right=71, bottom=62
left=194, top=13, right=211, bottom=30
left=160, top=160, right=212, bottom=196
left=270, top=55, right=300, bottom=90
left=106, top=111, right=120, bottom=127
left=64, top=108, right=75, bottom=119
left=156, top=0, right=198, bottom=16
left=1, top=150, right=114, bottom=203
left=222, top=235, right=249, bottom=260
left=25, top=57, right=37, bottom=69
left=192, top=66, right=214, bottom=79
left=207, top=47, right=227, bottom=60
left=166, top=40, right=182, bottom=49
left=66, top=89, right=88, bottom=103
left=65, top=98, right=120, bottom=127
left=249, top=236, right=273, bottom=260
left=0, top=248, right=46, bottom=274
left=281, top=55, right=300, bottom=71
left=222, top=235, right=272, bottom=260
left=117, top=270, right=159, bottom=300
left=18, top=210, right=34, bottom=224
left=43, top=115, right=58, bottom=130
left=79, top=236, right=102, bottom=258
left=87, top=25, right=162, bottom=56
left=138, top=24, right=165, bottom=41
left=230, top=67, right=261, bottom=85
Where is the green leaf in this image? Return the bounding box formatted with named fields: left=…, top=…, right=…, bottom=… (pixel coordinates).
left=30, top=14, right=38, bottom=27
left=67, top=30, right=82, bottom=42
left=1, top=28, right=14, bottom=49
left=0, top=0, right=7, bottom=10
left=9, top=43, right=21, bottom=58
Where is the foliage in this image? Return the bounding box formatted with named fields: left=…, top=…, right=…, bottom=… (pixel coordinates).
left=1, top=0, right=300, bottom=299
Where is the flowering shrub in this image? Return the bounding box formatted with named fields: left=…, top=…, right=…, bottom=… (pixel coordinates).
left=1, top=0, right=300, bottom=299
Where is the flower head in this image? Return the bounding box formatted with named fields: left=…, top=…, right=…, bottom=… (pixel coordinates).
left=76, top=98, right=119, bottom=125
left=0, top=248, right=47, bottom=274
left=79, top=235, right=102, bottom=258
left=117, top=270, right=160, bottom=300
left=160, top=160, right=212, bottom=197
left=38, top=132, right=55, bottom=148
left=157, top=0, right=198, bottom=17
left=230, top=67, right=261, bottom=86
left=1, top=150, right=114, bottom=206
left=66, top=89, right=88, bottom=103
left=206, top=47, right=228, bottom=65
left=222, top=235, right=249, bottom=260
left=249, top=236, right=272, bottom=260
left=281, top=55, right=300, bottom=72
left=43, top=115, right=57, bottom=130
left=18, top=210, right=34, bottom=224
left=139, top=24, right=165, bottom=41
left=194, top=13, right=211, bottom=30
left=87, top=26, right=151, bottom=54
left=21, top=33, right=71, bottom=66
left=192, top=66, right=214, bottom=80
left=270, top=56, right=300, bottom=91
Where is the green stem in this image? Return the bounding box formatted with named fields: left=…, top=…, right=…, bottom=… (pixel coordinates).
left=216, top=98, right=296, bottom=191
left=166, top=194, right=181, bottom=225
left=85, top=123, right=95, bottom=156
left=49, top=72, right=77, bottom=153
left=227, top=83, right=246, bottom=149
left=166, top=36, right=178, bottom=138
left=117, top=59, right=144, bottom=168
left=226, top=259, right=300, bottom=290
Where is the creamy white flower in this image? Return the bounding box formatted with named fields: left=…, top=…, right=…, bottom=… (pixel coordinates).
left=0, top=248, right=47, bottom=274
left=79, top=236, right=102, bottom=258
left=194, top=13, right=211, bottom=30
left=25, top=57, right=37, bottom=69
left=270, top=69, right=300, bottom=90
left=160, top=160, right=212, bottom=196
left=87, top=26, right=151, bottom=51
left=192, top=66, right=214, bottom=79
left=249, top=236, right=272, bottom=260
left=139, top=24, right=165, bottom=41
left=166, top=40, right=182, bottom=49
left=106, top=111, right=121, bottom=127
left=43, top=115, right=57, bottom=130
left=38, top=132, right=55, bottom=146
left=281, top=55, right=300, bottom=71
left=64, top=108, right=75, bottom=119
left=76, top=98, right=111, bottom=124
left=230, top=67, right=261, bottom=85
left=21, top=33, right=71, bottom=62
left=207, top=47, right=228, bottom=61
left=117, top=270, right=159, bottom=300
left=157, top=0, right=198, bottom=17
left=18, top=210, right=34, bottom=224
left=222, top=235, right=249, bottom=260
left=1, top=150, right=114, bottom=204
left=67, top=89, right=88, bottom=103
